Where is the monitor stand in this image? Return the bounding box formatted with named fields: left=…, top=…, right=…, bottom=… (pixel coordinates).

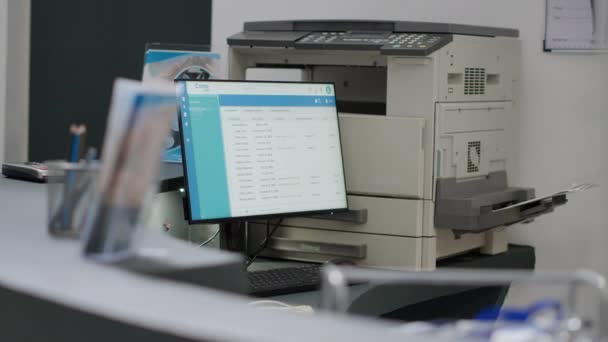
left=219, top=221, right=249, bottom=253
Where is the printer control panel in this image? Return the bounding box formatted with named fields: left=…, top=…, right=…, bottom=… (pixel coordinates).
left=229, top=20, right=518, bottom=56
left=296, top=31, right=452, bottom=56
left=298, top=31, right=390, bottom=46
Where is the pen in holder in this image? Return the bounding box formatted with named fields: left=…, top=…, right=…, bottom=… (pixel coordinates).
left=47, top=160, right=100, bottom=238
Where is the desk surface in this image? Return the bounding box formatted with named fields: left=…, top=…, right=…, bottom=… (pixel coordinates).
left=0, top=177, right=420, bottom=342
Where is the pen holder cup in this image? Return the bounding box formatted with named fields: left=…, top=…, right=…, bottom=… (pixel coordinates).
left=46, top=161, right=100, bottom=238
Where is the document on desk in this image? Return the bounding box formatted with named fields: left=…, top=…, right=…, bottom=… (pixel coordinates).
left=493, top=183, right=597, bottom=213
left=545, top=0, right=608, bottom=50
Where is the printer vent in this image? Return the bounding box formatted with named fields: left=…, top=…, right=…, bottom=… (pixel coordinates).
left=464, top=68, right=486, bottom=95
left=467, top=141, right=481, bottom=173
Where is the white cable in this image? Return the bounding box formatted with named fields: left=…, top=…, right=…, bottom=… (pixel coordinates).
left=249, top=300, right=293, bottom=308
left=248, top=300, right=314, bottom=315
left=198, top=228, right=220, bottom=247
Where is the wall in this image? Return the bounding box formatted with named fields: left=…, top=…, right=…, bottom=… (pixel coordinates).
left=212, top=0, right=608, bottom=275
left=4, top=0, right=29, bottom=162
left=0, top=0, right=7, bottom=164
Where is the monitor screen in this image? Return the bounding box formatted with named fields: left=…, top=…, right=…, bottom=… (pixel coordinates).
left=178, top=80, right=348, bottom=223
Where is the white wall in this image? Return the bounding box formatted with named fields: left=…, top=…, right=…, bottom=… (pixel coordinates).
left=4, top=0, right=29, bottom=162
left=0, top=0, right=7, bottom=164
left=213, top=0, right=608, bottom=274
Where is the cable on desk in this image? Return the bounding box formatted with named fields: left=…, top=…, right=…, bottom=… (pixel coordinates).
left=248, top=300, right=314, bottom=315
left=246, top=218, right=283, bottom=268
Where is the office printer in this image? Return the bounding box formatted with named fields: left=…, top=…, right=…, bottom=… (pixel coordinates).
left=225, top=20, right=569, bottom=269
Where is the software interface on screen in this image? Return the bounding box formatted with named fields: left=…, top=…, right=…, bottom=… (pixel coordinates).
left=178, top=81, right=348, bottom=222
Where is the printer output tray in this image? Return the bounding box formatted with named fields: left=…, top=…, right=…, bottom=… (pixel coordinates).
left=435, top=171, right=568, bottom=233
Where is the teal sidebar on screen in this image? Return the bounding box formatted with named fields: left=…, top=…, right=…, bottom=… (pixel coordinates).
left=180, top=86, right=231, bottom=220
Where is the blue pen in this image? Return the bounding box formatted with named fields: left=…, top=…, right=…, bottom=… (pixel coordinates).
left=62, top=124, right=87, bottom=228
left=70, top=135, right=80, bottom=162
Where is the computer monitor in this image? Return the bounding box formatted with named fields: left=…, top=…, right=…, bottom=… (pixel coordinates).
left=177, top=80, right=348, bottom=223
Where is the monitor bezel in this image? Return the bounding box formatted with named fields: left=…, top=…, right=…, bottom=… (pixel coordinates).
left=176, top=79, right=349, bottom=224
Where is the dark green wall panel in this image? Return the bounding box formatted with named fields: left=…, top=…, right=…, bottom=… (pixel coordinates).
left=29, top=0, right=212, bottom=160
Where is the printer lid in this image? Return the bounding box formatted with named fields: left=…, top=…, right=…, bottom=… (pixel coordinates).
left=242, top=20, right=519, bottom=38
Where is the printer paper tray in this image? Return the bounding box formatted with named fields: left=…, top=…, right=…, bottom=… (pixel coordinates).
left=436, top=192, right=568, bottom=233
left=490, top=193, right=568, bottom=227
left=433, top=172, right=589, bottom=233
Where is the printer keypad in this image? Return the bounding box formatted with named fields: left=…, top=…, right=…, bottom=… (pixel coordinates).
left=387, top=34, right=438, bottom=48
left=300, top=32, right=393, bottom=45
left=381, top=34, right=451, bottom=55
left=297, top=32, right=451, bottom=56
